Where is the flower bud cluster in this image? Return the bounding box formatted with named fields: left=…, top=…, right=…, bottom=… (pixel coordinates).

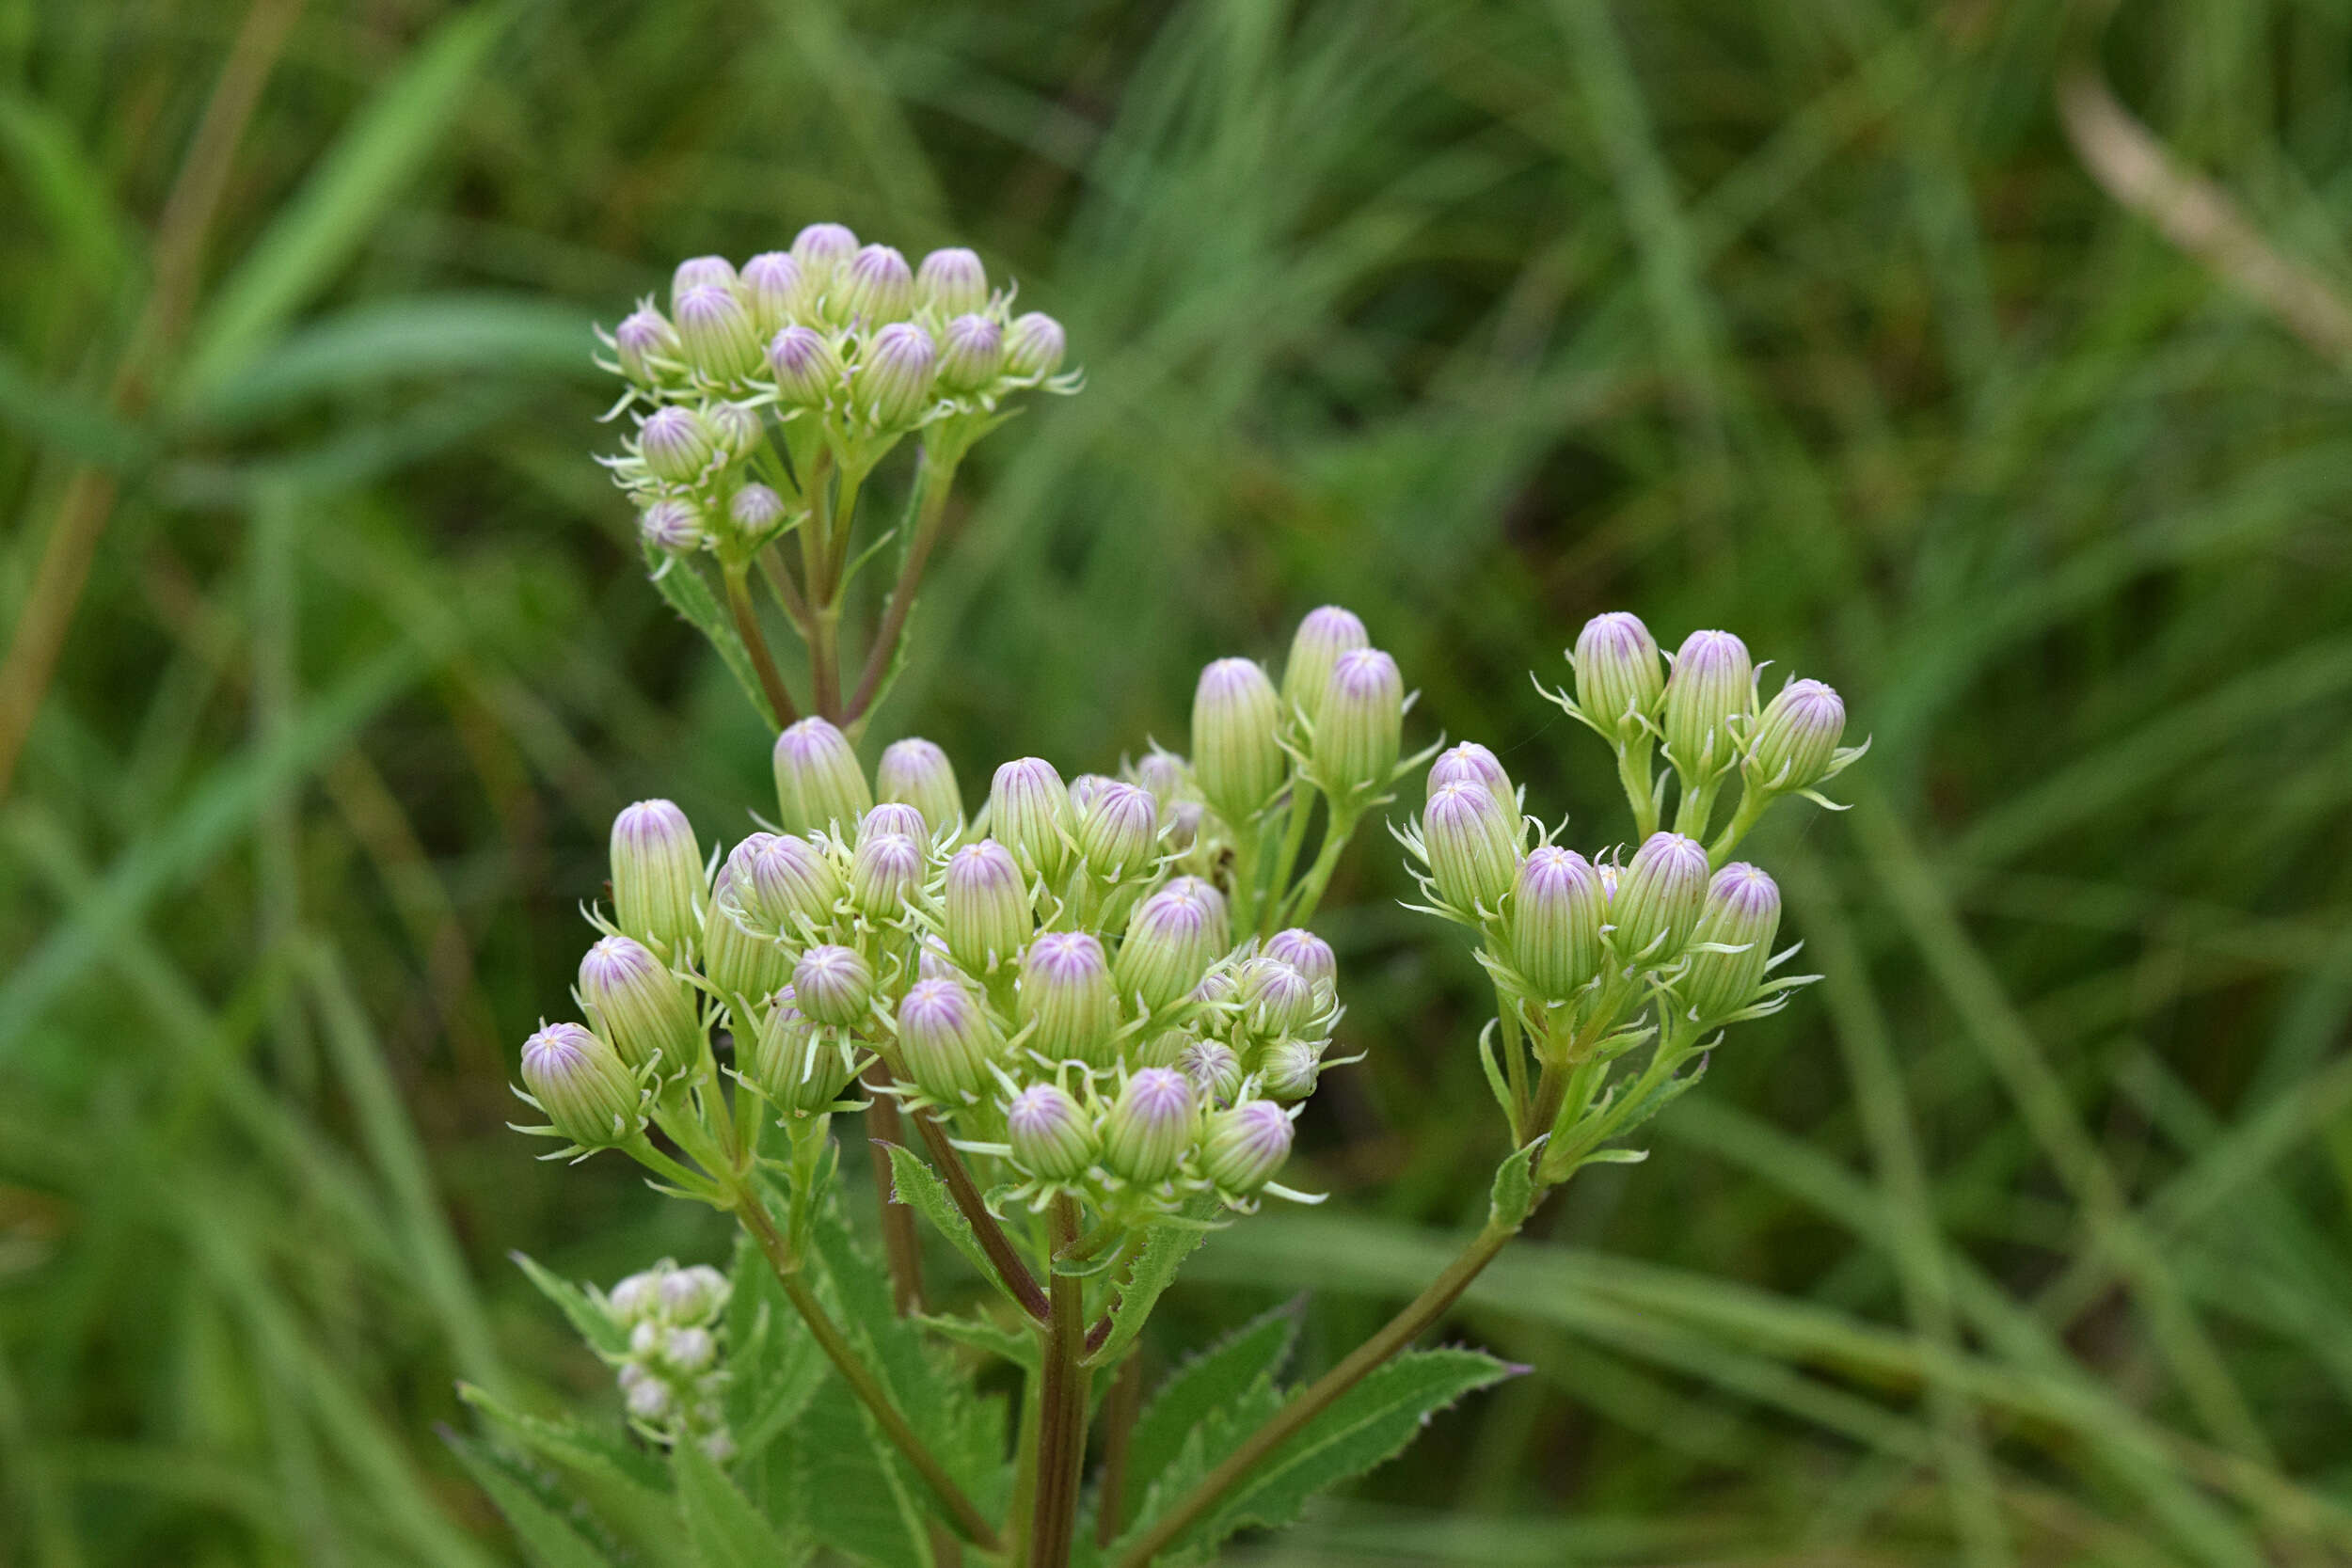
left=598, top=1261, right=735, bottom=1462
left=596, top=228, right=1077, bottom=567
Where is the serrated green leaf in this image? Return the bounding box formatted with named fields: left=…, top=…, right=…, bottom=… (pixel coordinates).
left=723, top=1228, right=829, bottom=1465
left=882, top=1142, right=1001, bottom=1288
left=512, top=1252, right=628, bottom=1358
left=647, top=552, right=777, bottom=727
left=918, top=1308, right=1039, bottom=1370
left=1085, top=1218, right=1205, bottom=1370
left=1487, top=1140, right=1542, bottom=1229
left=675, top=1438, right=804, bottom=1568
left=459, top=1383, right=670, bottom=1497
left=771, top=1377, right=929, bottom=1568
left=443, top=1429, right=623, bottom=1568
left=1116, top=1304, right=1299, bottom=1536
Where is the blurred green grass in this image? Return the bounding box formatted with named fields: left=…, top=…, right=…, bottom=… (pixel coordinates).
left=6, top=0, right=2352, bottom=1563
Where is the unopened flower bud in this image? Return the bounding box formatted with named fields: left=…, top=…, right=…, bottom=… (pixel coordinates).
left=579, top=935, right=702, bottom=1073
left=1611, top=832, right=1710, bottom=960
left=674, top=284, right=763, bottom=381
left=1263, top=928, right=1336, bottom=987
left=855, top=322, right=937, bottom=425
left=639, top=498, right=704, bottom=555
left=1282, top=605, right=1370, bottom=721
left=626, top=1375, right=674, bottom=1421
left=666, top=1325, right=717, bottom=1371
left=707, top=400, right=762, bottom=461
left=1019, top=932, right=1118, bottom=1067
left=1237, top=957, right=1317, bottom=1039
left=1115, top=881, right=1222, bottom=1010
left=876, top=737, right=961, bottom=831
left=1007, top=1083, right=1096, bottom=1180
left=1177, top=1036, right=1245, bottom=1104
left=895, top=978, right=1001, bottom=1100
left=944, top=840, right=1031, bottom=972
left=1068, top=773, right=1115, bottom=815
left=739, top=250, right=804, bottom=335
left=1203, top=1100, right=1293, bottom=1192
left=989, top=757, right=1073, bottom=880
left=1661, top=629, right=1754, bottom=776
left=767, top=325, right=845, bottom=407
left=1426, top=741, right=1514, bottom=815
left=859, top=801, right=930, bottom=845
left=1421, top=782, right=1523, bottom=915
left=1745, top=678, right=1846, bottom=794
left=1680, top=863, right=1782, bottom=1023
left=1192, top=658, right=1285, bottom=824
left=1259, top=1039, right=1323, bottom=1102
left=915, top=936, right=969, bottom=986
left=1075, top=781, right=1158, bottom=879
left=739, top=832, right=839, bottom=934
left=1312, top=648, right=1404, bottom=797
left=660, top=1264, right=727, bottom=1323
left=726, top=483, right=786, bottom=542
left=1005, top=311, right=1066, bottom=378
left=1508, top=847, right=1606, bottom=1001
left=704, top=869, right=789, bottom=1003
left=1104, top=1068, right=1198, bottom=1184
left=772, top=717, right=871, bottom=835
left=672, top=255, right=738, bottom=307
left=849, top=832, right=923, bottom=919
left=1164, top=800, right=1204, bottom=856
left=836, top=244, right=914, bottom=324
left=916, top=247, right=990, bottom=315
left=608, top=1270, right=662, bottom=1324
left=936, top=313, right=1004, bottom=391
left=637, top=405, right=715, bottom=483
left=629, top=1321, right=661, bottom=1358
left=748, top=990, right=851, bottom=1112
left=791, top=222, right=858, bottom=281
left=793, top=943, right=872, bottom=1028
left=614, top=307, right=680, bottom=385
left=1162, top=876, right=1232, bottom=948
left=1572, top=612, right=1665, bottom=746
left=521, top=1022, right=640, bottom=1147
left=611, top=800, right=704, bottom=954
left=1131, top=748, right=1191, bottom=806
left=1190, top=970, right=1238, bottom=1008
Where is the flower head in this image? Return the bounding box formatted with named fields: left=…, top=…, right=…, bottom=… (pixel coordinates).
left=1610, top=832, right=1710, bottom=961
left=1680, top=863, right=1783, bottom=1023
left=896, top=978, right=1002, bottom=1100
left=1662, top=629, right=1754, bottom=778
left=1005, top=312, right=1066, bottom=378
left=1283, top=606, right=1370, bottom=722
left=611, top=800, right=704, bottom=955
left=1202, top=1100, right=1293, bottom=1194
left=916, top=247, right=989, bottom=315
left=1103, top=1068, right=1198, bottom=1184
left=521, top=1022, right=640, bottom=1147
left=793, top=943, right=873, bottom=1028
left=1019, top=931, right=1118, bottom=1068
left=1192, top=658, right=1285, bottom=826
left=943, top=840, right=1031, bottom=973
left=1745, top=678, right=1847, bottom=794
left=1007, top=1082, right=1095, bottom=1180
left=1572, top=612, right=1665, bottom=747
left=1312, top=648, right=1404, bottom=798
left=773, top=717, right=871, bottom=836
left=1508, top=847, right=1606, bottom=1001
left=877, top=737, right=962, bottom=831
left=579, top=934, right=702, bottom=1073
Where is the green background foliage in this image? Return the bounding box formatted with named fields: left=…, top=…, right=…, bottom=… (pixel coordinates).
left=6, top=0, right=2352, bottom=1561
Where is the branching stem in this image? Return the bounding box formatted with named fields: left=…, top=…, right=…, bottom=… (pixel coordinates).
left=723, top=562, right=801, bottom=725
left=914, top=1108, right=1050, bottom=1322
left=1029, top=1197, right=1092, bottom=1568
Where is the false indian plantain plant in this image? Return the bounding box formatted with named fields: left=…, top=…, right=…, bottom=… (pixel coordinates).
left=446, top=224, right=1865, bottom=1568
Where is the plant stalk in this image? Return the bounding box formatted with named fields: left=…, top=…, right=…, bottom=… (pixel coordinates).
left=845, top=446, right=961, bottom=723
left=1279, top=804, right=1361, bottom=928
left=914, top=1108, right=1049, bottom=1322
left=1029, top=1197, right=1092, bottom=1568
left=723, top=562, right=801, bottom=725
left=1095, top=1350, right=1147, bottom=1546
left=862, top=1078, right=928, bottom=1316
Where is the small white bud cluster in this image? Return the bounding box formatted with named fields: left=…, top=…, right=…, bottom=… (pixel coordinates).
left=600, top=1261, right=735, bottom=1463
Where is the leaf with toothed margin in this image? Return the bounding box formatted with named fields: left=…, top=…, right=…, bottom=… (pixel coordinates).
left=1487, top=1138, right=1544, bottom=1230
left=882, top=1140, right=1006, bottom=1289
left=442, top=1426, right=625, bottom=1568
left=1103, top=1302, right=1300, bottom=1539
left=920, top=1308, right=1040, bottom=1370
left=511, top=1252, right=628, bottom=1358
left=1086, top=1207, right=1213, bottom=1370
left=674, top=1437, right=807, bottom=1568
left=723, top=1227, right=827, bottom=1466
left=644, top=545, right=776, bottom=727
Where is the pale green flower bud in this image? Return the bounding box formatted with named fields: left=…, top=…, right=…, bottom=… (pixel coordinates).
left=1163, top=875, right=1232, bottom=948
left=1263, top=927, right=1336, bottom=988
left=944, top=841, right=1031, bottom=972
left=1611, top=832, right=1709, bottom=960
left=855, top=322, right=937, bottom=426
left=836, top=244, right=914, bottom=324
left=1572, top=612, right=1665, bottom=747
left=1075, top=780, right=1158, bottom=879
left=1312, top=647, right=1404, bottom=797
left=876, top=737, right=961, bottom=831
left=614, top=307, right=680, bottom=386
left=989, top=757, right=1073, bottom=881
left=936, top=313, right=1004, bottom=392
left=1202, top=1099, right=1294, bottom=1193
left=1680, top=863, right=1782, bottom=1024
left=1192, top=658, right=1285, bottom=824
left=611, top=800, right=704, bottom=955
left=1007, top=1082, right=1095, bottom=1181
left=727, top=483, right=786, bottom=542
left=1507, top=847, right=1607, bottom=1001
left=665, top=1325, right=717, bottom=1372
left=521, top=1022, right=640, bottom=1147
left=1426, top=741, right=1514, bottom=815
left=748, top=989, right=855, bottom=1113
left=1136, top=1028, right=1191, bottom=1069
left=896, top=978, right=1002, bottom=1101
left=704, top=862, right=789, bottom=1002
left=859, top=801, right=930, bottom=845
left=625, top=1370, right=674, bottom=1421
left=674, top=284, right=763, bottom=381
left=1130, top=747, right=1192, bottom=807
left=660, top=1264, right=728, bottom=1323
left=607, top=1269, right=662, bottom=1324
left=793, top=943, right=872, bottom=1028
left=1282, top=605, right=1369, bottom=721
left=739, top=251, right=804, bottom=336
left=579, top=935, right=702, bottom=1073
left=1259, top=1038, right=1323, bottom=1102
left=772, top=717, right=871, bottom=836
left=1103, top=1068, right=1198, bottom=1184
left=672, top=256, right=738, bottom=307
left=1422, top=782, right=1523, bottom=916
left=1005, top=311, right=1066, bottom=378
left=1237, top=957, right=1317, bottom=1039
left=1661, top=629, right=1754, bottom=777
left=767, top=325, right=845, bottom=408
left=1115, top=880, right=1222, bottom=1010
left=639, top=498, right=704, bottom=556
left=637, top=406, right=715, bottom=483
left=1019, top=932, right=1119, bottom=1068
left=849, top=832, right=923, bottom=920
left=738, top=832, right=839, bottom=935
left=916, top=247, right=989, bottom=315
left=1177, top=1036, right=1245, bottom=1105
left=790, top=222, right=858, bottom=282
left=1744, top=678, right=1846, bottom=794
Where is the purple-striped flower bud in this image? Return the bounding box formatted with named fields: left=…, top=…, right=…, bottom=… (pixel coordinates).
left=664, top=1325, right=717, bottom=1371
left=1573, top=612, right=1665, bottom=747
left=727, top=482, right=787, bottom=540
left=1282, top=605, right=1370, bottom=721
left=854, top=322, right=936, bottom=425
left=1005, top=311, right=1066, bottom=378
left=637, top=405, right=715, bottom=483
left=579, top=934, right=702, bottom=1072
left=521, top=1022, right=640, bottom=1147
left=1259, top=1039, right=1323, bottom=1102
left=1075, top=781, right=1159, bottom=879
left=790, top=222, right=858, bottom=281
left=748, top=989, right=855, bottom=1113
left=1508, top=847, right=1606, bottom=1001
left=1611, top=832, right=1710, bottom=960
left=767, top=325, right=845, bottom=407
left=1237, top=957, right=1317, bottom=1039
left=1263, top=928, right=1336, bottom=988
left=740, top=833, right=840, bottom=934
left=859, top=801, right=930, bottom=846
left=1068, top=773, right=1116, bottom=815
left=1177, top=1036, right=1245, bottom=1105
left=1202, top=1100, right=1293, bottom=1192
left=989, top=757, right=1073, bottom=881
left=739, top=250, right=805, bottom=335
left=704, top=399, right=761, bottom=461
left=1164, top=800, right=1204, bottom=856
left=1131, top=747, right=1192, bottom=807
left=1312, top=648, right=1405, bottom=797
left=1103, top=1068, right=1198, bottom=1183
left=1422, top=781, right=1524, bottom=916
left=614, top=307, right=680, bottom=385
left=876, top=737, right=961, bottom=831
left=703, top=866, right=789, bottom=1002
left=772, top=717, right=871, bottom=835
left=1745, top=678, right=1847, bottom=794
left=672, top=255, right=738, bottom=306
left=917, top=247, right=989, bottom=314
left=1162, top=876, right=1232, bottom=949
left=916, top=935, right=970, bottom=986
left=1192, top=658, right=1285, bottom=825
left=1680, top=863, right=1783, bottom=1023
left=660, top=1264, right=729, bottom=1323
left=835, top=244, right=914, bottom=324
left=896, top=978, right=1002, bottom=1100
left=849, top=832, right=923, bottom=919
left=639, top=498, right=704, bottom=555
left=1662, top=629, right=1754, bottom=777
left=1019, top=932, right=1119, bottom=1067
left=1115, top=881, right=1222, bottom=1010
left=793, top=944, right=873, bottom=1028
left=611, top=800, right=704, bottom=955
left=1190, top=970, right=1239, bottom=1008
left=674, top=284, right=763, bottom=380
left=1007, top=1082, right=1096, bottom=1181
left=944, top=841, right=1031, bottom=972
left=1426, top=741, right=1514, bottom=815
left=935, top=313, right=1003, bottom=392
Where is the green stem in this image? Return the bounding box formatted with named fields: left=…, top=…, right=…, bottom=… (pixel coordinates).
left=1029, top=1197, right=1092, bottom=1568
left=1706, top=786, right=1767, bottom=867
left=862, top=1078, right=927, bottom=1316
left=1109, top=1216, right=1522, bottom=1568
left=914, top=1107, right=1050, bottom=1322
left=1671, top=769, right=1723, bottom=842
left=723, top=562, right=801, bottom=727
left=1260, top=784, right=1318, bottom=941
left=1095, top=1349, right=1147, bottom=1546
left=757, top=541, right=813, bottom=637
left=1494, top=993, right=1532, bottom=1144
left=1279, top=804, right=1361, bottom=928
left=1006, top=1354, right=1044, bottom=1563
left=1616, top=738, right=1660, bottom=840
left=733, top=1192, right=1002, bottom=1551
left=845, top=445, right=962, bottom=724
